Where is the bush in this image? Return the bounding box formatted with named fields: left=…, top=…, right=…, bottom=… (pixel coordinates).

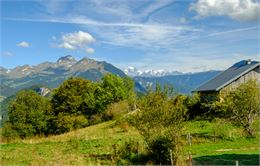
left=112, top=140, right=142, bottom=165
left=105, top=101, right=130, bottom=120
left=185, top=93, right=201, bottom=119
left=129, top=85, right=187, bottom=165
left=148, top=135, right=172, bottom=164
left=55, top=114, right=88, bottom=134
left=1, top=122, right=19, bottom=141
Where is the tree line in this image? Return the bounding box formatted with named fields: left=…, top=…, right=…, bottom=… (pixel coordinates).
left=2, top=74, right=135, bottom=138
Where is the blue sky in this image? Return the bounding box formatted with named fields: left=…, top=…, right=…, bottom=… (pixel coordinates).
left=1, top=0, right=260, bottom=72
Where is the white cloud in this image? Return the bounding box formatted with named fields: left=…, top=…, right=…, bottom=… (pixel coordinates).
left=140, top=0, right=173, bottom=18
left=40, top=0, right=69, bottom=14
left=17, top=41, right=30, bottom=47
left=5, top=0, right=259, bottom=72
left=2, top=51, right=14, bottom=57
left=86, top=48, right=95, bottom=54
left=8, top=16, right=197, bottom=51
left=190, top=0, right=260, bottom=21
left=89, top=23, right=198, bottom=50
left=57, top=31, right=95, bottom=51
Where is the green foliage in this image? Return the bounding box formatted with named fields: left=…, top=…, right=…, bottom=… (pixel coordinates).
left=105, top=101, right=130, bottom=120
left=51, top=77, right=97, bottom=116
left=100, top=74, right=135, bottom=109
left=112, top=140, right=140, bottom=164
left=186, top=92, right=225, bottom=120
left=3, top=90, right=51, bottom=138
left=129, top=85, right=187, bottom=165
left=0, top=95, right=15, bottom=127
left=50, top=75, right=136, bottom=134
left=148, top=135, right=174, bottom=164
left=1, top=122, right=19, bottom=141
left=217, top=80, right=260, bottom=136
left=101, top=74, right=126, bottom=104
left=55, top=114, right=88, bottom=133
left=3, top=74, right=136, bottom=137
left=122, top=76, right=136, bottom=110
left=185, top=93, right=203, bottom=119
left=50, top=77, right=95, bottom=133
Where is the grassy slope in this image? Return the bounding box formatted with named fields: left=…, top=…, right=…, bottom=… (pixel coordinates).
left=0, top=120, right=259, bottom=165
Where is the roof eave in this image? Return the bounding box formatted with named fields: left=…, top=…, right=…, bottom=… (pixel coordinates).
left=193, top=89, right=217, bottom=93
left=215, top=63, right=260, bottom=91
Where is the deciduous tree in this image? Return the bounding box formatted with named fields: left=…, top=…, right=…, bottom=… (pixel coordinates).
left=219, top=79, right=260, bottom=136
left=3, top=90, right=51, bottom=138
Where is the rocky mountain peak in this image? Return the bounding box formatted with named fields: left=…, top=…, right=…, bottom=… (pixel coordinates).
left=57, top=55, right=76, bottom=64
left=35, top=87, right=51, bottom=96
left=77, top=57, right=95, bottom=64
left=13, top=65, right=31, bottom=72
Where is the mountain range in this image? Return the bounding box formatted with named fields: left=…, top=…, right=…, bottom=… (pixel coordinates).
left=134, top=71, right=221, bottom=94
left=0, top=55, right=221, bottom=97
left=0, top=55, right=126, bottom=97
left=124, top=66, right=183, bottom=77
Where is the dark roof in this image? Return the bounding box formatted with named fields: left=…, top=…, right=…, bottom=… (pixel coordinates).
left=195, top=60, right=260, bottom=92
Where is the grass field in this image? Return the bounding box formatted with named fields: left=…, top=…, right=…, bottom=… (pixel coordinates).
left=0, top=120, right=259, bottom=165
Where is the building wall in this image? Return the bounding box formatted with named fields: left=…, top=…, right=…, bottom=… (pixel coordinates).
left=200, top=66, right=260, bottom=102
left=221, top=66, right=260, bottom=92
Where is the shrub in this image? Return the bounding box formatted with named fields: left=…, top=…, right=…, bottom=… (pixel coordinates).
left=55, top=114, right=88, bottom=134
left=129, top=85, right=187, bottom=165
left=1, top=122, right=19, bottom=141
left=112, top=140, right=142, bottom=165
left=185, top=93, right=201, bottom=119
left=105, top=101, right=130, bottom=120
left=89, top=113, right=103, bottom=125
left=148, top=135, right=172, bottom=164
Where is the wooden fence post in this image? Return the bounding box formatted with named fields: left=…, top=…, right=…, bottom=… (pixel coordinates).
left=170, top=149, right=173, bottom=166
left=188, top=152, right=192, bottom=166
left=187, top=133, right=192, bottom=146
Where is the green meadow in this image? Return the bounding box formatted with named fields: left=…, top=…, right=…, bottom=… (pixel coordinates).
left=1, top=120, right=259, bottom=165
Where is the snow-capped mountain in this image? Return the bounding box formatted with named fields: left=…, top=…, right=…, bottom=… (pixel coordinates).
left=124, top=66, right=183, bottom=77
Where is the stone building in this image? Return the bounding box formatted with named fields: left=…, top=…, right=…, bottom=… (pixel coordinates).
left=195, top=60, right=260, bottom=101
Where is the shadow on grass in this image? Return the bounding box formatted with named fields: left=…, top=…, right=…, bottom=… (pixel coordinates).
left=193, top=154, right=259, bottom=165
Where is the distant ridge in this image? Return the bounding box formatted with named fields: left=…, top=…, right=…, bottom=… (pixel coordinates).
left=1, top=55, right=223, bottom=96
left=134, top=70, right=221, bottom=94
left=0, top=55, right=126, bottom=97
